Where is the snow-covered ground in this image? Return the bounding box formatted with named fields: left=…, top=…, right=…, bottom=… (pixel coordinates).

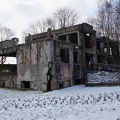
left=0, top=85, right=120, bottom=120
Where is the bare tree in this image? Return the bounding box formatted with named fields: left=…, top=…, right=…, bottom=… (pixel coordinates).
left=0, top=24, right=14, bottom=79
left=45, top=17, right=56, bottom=30
left=114, top=0, right=120, bottom=41
left=22, top=19, right=50, bottom=39
left=53, top=7, right=79, bottom=28
left=22, top=7, right=79, bottom=39
left=87, top=0, right=120, bottom=41
left=96, top=0, right=114, bottom=38
left=0, top=24, right=14, bottom=41
left=0, top=24, right=14, bottom=69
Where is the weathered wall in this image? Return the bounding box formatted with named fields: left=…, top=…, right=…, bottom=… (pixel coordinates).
left=59, top=63, right=73, bottom=87
left=16, top=23, right=98, bottom=91
left=17, top=39, right=54, bottom=91
left=50, top=63, right=73, bottom=90
left=0, top=74, right=17, bottom=88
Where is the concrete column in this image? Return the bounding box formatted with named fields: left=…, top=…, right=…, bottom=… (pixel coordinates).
left=92, top=33, right=97, bottom=67
left=47, top=28, right=51, bottom=38
left=66, top=34, right=69, bottom=43
left=79, top=32, right=87, bottom=83
left=77, top=32, right=81, bottom=46
left=69, top=47, right=73, bottom=64
left=69, top=47, right=74, bottom=86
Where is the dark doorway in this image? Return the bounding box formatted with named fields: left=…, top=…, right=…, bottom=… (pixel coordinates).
left=75, top=79, right=81, bottom=85
left=59, top=83, right=63, bottom=89
left=21, top=81, right=30, bottom=88
left=2, top=82, right=5, bottom=87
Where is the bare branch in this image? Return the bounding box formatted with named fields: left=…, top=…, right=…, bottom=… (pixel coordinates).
left=53, top=7, right=79, bottom=28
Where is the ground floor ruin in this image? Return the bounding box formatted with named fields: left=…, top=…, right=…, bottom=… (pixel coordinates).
left=0, top=23, right=120, bottom=91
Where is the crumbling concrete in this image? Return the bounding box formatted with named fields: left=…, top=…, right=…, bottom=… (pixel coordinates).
left=0, top=23, right=120, bottom=91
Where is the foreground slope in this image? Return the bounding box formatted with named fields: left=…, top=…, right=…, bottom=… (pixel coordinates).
left=0, top=85, right=120, bottom=120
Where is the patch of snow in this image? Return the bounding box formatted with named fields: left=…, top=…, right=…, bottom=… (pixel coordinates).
left=0, top=85, right=120, bottom=120
left=87, top=71, right=120, bottom=83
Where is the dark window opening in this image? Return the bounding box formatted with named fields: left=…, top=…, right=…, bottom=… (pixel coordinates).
left=75, top=79, right=81, bottom=85
left=110, top=45, right=119, bottom=56
left=58, top=35, right=66, bottom=42
left=73, top=51, right=78, bottom=64
left=85, top=34, right=91, bottom=48
left=97, top=42, right=100, bottom=51
left=97, top=55, right=102, bottom=63
left=86, top=54, right=93, bottom=67
left=114, top=45, right=119, bottom=55
left=1, top=64, right=17, bottom=73
left=104, top=42, right=107, bottom=52
left=59, top=83, right=63, bottom=89
left=60, top=48, right=69, bottom=63
left=21, top=81, right=30, bottom=88
left=69, top=33, right=78, bottom=44
left=107, top=59, right=112, bottom=64
left=2, top=82, right=5, bottom=87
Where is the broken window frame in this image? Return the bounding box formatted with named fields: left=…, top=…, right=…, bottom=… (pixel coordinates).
left=85, top=33, right=93, bottom=49
left=57, top=32, right=79, bottom=45
left=69, top=32, right=78, bottom=44
left=60, top=48, right=69, bottom=63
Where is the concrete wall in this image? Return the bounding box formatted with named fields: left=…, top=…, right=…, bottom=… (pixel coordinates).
left=0, top=74, right=17, bottom=88
left=17, top=39, right=54, bottom=91
left=16, top=24, right=97, bottom=91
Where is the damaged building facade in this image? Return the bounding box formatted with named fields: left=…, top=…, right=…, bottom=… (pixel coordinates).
left=0, top=23, right=120, bottom=91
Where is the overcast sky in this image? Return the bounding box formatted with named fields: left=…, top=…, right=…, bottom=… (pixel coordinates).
left=0, top=0, right=98, bottom=42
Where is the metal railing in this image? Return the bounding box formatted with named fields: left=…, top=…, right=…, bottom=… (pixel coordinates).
left=87, top=63, right=120, bottom=72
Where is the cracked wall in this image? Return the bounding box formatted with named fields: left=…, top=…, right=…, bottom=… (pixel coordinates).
left=17, top=39, right=54, bottom=91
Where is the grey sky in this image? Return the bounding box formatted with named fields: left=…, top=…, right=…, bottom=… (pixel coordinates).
left=0, top=0, right=98, bottom=42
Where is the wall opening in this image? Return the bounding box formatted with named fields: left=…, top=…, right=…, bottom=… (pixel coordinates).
left=58, top=35, right=66, bottom=42
left=86, top=54, right=93, bottom=67
left=73, top=51, right=78, bottom=64
left=60, top=48, right=69, bottom=63
left=85, top=34, right=91, bottom=48
left=21, top=81, right=30, bottom=88
left=69, top=33, right=78, bottom=44
left=59, top=82, right=63, bottom=89
left=47, top=72, right=52, bottom=91
left=75, top=79, right=81, bottom=85
left=97, top=41, right=100, bottom=51
left=97, top=55, right=102, bottom=63
left=2, top=82, right=5, bottom=87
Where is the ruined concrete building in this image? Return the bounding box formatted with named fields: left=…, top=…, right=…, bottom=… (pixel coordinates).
left=0, top=23, right=120, bottom=91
